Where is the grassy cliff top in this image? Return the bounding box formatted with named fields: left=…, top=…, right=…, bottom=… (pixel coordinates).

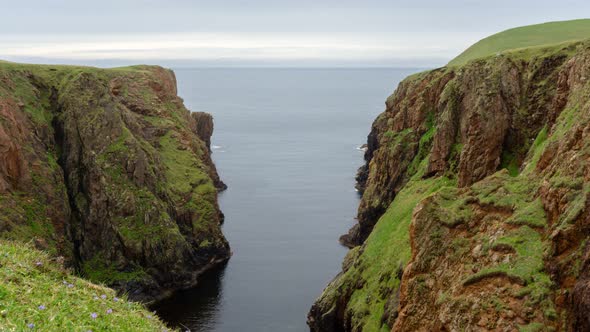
left=449, top=18, right=590, bottom=66
left=0, top=61, right=162, bottom=87
left=0, top=240, right=171, bottom=331
left=0, top=60, right=152, bottom=72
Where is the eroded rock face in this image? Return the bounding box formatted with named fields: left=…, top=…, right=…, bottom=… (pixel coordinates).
left=0, top=63, right=229, bottom=301
left=189, top=111, right=226, bottom=190
left=340, top=69, right=454, bottom=247
left=311, top=42, right=590, bottom=331
left=190, top=112, right=214, bottom=151
left=342, top=53, right=570, bottom=247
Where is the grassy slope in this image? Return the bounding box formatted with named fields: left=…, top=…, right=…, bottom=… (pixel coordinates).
left=317, top=158, right=455, bottom=331
left=347, top=172, right=455, bottom=331
left=449, top=19, right=590, bottom=66
left=0, top=240, right=170, bottom=331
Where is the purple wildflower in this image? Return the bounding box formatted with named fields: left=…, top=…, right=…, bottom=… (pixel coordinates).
left=100, top=294, right=107, bottom=300
left=147, top=315, right=152, bottom=319
left=27, top=323, right=34, bottom=329
left=113, top=297, right=119, bottom=302
left=38, top=305, right=46, bottom=310
left=35, top=261, right=42, bottom=267
left=106, top=309, right=113, bottom=314
left=67, top=283, right=74, bottom=288
left=90, top=312, right=98, bottom=319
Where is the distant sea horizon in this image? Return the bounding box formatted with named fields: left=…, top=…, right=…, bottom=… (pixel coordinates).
left=0, top=56, right=443, bottom=70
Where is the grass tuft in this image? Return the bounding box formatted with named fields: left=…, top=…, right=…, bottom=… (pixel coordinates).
left=0, top=240, right=171, bottom=331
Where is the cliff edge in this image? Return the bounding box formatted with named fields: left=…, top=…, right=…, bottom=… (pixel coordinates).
left=311, top=20, right=590, bottom=331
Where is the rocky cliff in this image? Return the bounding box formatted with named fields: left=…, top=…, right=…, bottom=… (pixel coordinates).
left=310, top=36, right=590, bottom=331
left=0, top=62, right=229, bottom=302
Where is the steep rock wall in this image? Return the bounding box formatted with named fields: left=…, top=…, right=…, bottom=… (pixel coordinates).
left=311, top=41, right=590, bottom=331
left=0, top=63, right=229, bottom=301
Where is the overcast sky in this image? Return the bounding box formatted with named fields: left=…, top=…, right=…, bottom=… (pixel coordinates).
left=1, top=0, right=589, bottom=67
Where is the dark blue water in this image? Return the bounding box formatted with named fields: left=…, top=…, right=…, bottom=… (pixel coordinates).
left=154, top=68, right=419, bottom=332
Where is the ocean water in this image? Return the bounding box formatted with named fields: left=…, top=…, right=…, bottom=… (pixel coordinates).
left=153, top=68, right=420, bottom=332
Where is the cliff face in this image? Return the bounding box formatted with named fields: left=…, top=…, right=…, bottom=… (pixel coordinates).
left=310, top=41, right=590, bottom=331
left=0, top=62, right=229, bottom=301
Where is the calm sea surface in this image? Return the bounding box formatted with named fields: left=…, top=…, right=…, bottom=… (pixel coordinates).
left=153, top=68, right=420, bottom=332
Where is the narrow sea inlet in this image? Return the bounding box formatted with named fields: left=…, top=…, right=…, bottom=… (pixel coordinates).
left=153, top=68, right=418, bottom=331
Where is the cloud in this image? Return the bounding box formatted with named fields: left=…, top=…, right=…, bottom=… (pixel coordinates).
left=1, top=0, right=589, bottom=67
left=0, top=32, right=468, bottom=67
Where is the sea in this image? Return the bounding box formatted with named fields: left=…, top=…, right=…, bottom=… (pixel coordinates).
left=153, top=67, right=420, bottom=332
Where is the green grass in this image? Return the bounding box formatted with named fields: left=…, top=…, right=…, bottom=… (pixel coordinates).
left=0, top=240, right=171, bottom=331
left=464, top=174, right=554, bottom=317
left=523, top=126, right=548, bottom=172
left=449, top=19, right=590, bottom=66
left=0, top=73, right=54, bottom=127
left=464, top=226, right=548, bottom=284
left=0, top=194, right=59, bottom=256
left=472, top=172, right=538, bottom=209
left=158, top=132, right=211, bottom=198
left=470, top=172, right=547, bottom=229
left=158, top=131, right=220, bottom=235
left=325, top=157, right=456, bottom=331
left=383, top=128, right=414, bottom=150
left=518, top=322, right=546, bottom=332
left=407, top=114, right=436, bottom=177
left=507, top=198, right=547, bottom=228
left=158, top=131, right=220, bottom=229
left=0, top=61, right=158, bottom=104
left=352, top=176, right=455, bottom=330
left=431, top=187, right=474, bottom=227
left=559, top=183, right=590, bottom=227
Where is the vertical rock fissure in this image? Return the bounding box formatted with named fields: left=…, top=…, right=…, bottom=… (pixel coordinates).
left=50, top=85, right=86, bottom=271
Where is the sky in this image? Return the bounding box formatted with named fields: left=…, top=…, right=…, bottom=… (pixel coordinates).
left=1, top=0, right=589, bottom=68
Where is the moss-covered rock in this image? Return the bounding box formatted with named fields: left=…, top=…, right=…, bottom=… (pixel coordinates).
left=0, top=61, right=229, bottom=302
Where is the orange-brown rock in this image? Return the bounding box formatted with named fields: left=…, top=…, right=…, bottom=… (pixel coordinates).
left=311, top=41, right=590, bottom=332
